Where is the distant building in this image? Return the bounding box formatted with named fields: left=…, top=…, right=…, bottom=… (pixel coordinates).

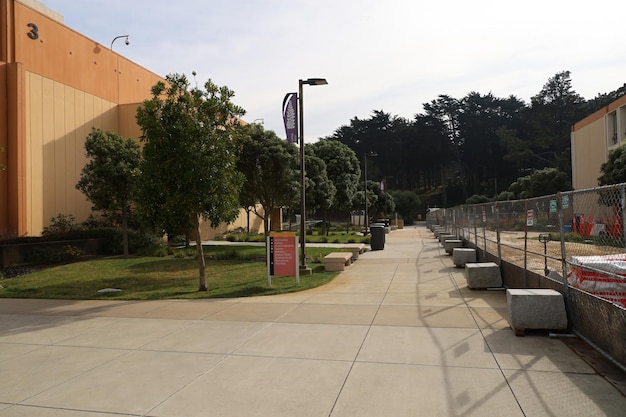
left=571, top=94, right=626, bottom=190
left=1, top=0, right=262, bottom=239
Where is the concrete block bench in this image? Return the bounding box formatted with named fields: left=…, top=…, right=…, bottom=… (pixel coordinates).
left=444, top=239, right=463, bottom=255
left=507, top=289, right=568, bottom=336
left=322, top=252, right=353, bottom=271
left=465, top=262, right=502, bottom=288
left=439, top=234, right=457, bottom=245
left=433, top=228, right=447, bottom=238
left=344, top=244, right=366, bottom=260
left=453, top=248, right=476, bottom=267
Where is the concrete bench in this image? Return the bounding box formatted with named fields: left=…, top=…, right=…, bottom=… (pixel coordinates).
left=465, top=262, right=502, bottom=288
left=344, top=244, right=366, bottom=261
left=453, top=248, right=476, bottom=267
left=322, top=252, right=353, bottom=271
left=439, top=234, right=457, bottom=245
left=433, top=228, right=447, bottom=238
left=444, top=239, right=463, bottom=255
left=507, top=289, right=568, bottom=336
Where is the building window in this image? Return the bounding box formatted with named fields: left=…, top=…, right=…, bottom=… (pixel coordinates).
left=607, top=111, right=618, bottom=145
left=619, top=105, right=626, bottom=144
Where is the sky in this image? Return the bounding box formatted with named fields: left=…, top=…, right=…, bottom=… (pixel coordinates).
left=42, top=0, right=626, bottom=142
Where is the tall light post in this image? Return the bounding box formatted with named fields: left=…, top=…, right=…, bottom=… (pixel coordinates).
left=363, top=151, right=377, bottom=234
left=298, top=78, right=328, bottom=273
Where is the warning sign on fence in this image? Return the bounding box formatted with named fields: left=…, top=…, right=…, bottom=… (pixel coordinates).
left=526, top=209, right=534, bottom=227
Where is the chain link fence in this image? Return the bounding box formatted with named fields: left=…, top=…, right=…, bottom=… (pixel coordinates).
left=427, top=184, right=626, bottom=368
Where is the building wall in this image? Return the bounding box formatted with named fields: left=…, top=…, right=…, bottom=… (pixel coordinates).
left=24, top=71, right=119, bottom=234
left=2, top=0, right=262, bottom=240
left=572, top=94, right=626, bottom=190
left=571, top=117, right=607, bottom=190
left=1, top=0, right=162, bottom=236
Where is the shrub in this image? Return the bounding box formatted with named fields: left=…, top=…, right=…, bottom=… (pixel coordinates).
left=42, top=213, right=79, bottom=235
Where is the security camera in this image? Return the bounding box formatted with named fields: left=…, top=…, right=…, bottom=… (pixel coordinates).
left=125, top=37, right=130, bottom=46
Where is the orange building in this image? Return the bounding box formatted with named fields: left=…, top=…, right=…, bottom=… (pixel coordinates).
left=1, top=0, right=264, bottom=239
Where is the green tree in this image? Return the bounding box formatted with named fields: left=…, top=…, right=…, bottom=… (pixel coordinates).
left=76, top=128, right=140, bottom=257
left=236, top=124, right=299, bottom=238
left=369, top=180, right=395, bottom=218
left=136, top=73, right=245, bottom=292
left=304, top=146, right=336, bottom=234
left=389, top=190, right=420, bottom=224
left=599, top=144, right=626, bottom=185
left=504, top=71, right=587, bottom=176
left=509, top=167, right=571, bottom=198
left=310, top=140, right=361, bottom=229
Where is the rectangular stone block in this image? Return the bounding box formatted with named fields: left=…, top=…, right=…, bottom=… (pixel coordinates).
left=465, top=262, right=502, bottom=288
left=433, top=227, right=446, bottom=238
left=322, top=252, right=353, bottom=271
left=507, top=289, right=568, bottom=335
left=444, top=239, right=463, bottom=255
left=344, top=244, right=365, bottom=260
left=453, top=248, right=476, bottom=267
left=439, top=234, right=456, bottom=245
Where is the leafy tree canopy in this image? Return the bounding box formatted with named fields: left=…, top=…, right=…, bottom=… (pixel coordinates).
left=76, top=128, right=140, bottom=256
left=135, top=73, right=245, bottom=291
left=599, top=144, right=626, bottom=186
left=236, top=124, right=299, bottom=235
left=509, top=167, right=571, bottom=199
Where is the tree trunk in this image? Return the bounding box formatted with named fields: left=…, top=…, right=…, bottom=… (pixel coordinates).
left=194, top=214, right=208, bottom=292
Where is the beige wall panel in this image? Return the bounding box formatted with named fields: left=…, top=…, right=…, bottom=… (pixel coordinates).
left=73, top=89, right=91, bottom=220
left=26, top=72, right=44, bottom=235
left=0, top=62, right=8, bottom=235
left=40, top=76, right=54, bottom=233
left=572, top=119, right=606, bottom=190
left=198, top=206, right=266, bottom=240
left=53, top=81, right=66, bottom=216
left=118, top=103, right=142, bottom=140
left=24, top=75, right=124, bottom=232
left=64, top=83, right=76, bottom=214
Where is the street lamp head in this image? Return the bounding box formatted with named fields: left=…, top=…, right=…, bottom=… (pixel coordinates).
left=301, top=78, right=328, bottom=86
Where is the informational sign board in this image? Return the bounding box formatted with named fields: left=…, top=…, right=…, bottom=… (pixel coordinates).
left=562, top=195, right=570, bottom=209
left=267, top=232, right=299, bottom=286
left=526, top=209, right=534, bottom=227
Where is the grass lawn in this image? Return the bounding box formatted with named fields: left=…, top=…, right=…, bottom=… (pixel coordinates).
left=0, top=245, right=344, bottom=300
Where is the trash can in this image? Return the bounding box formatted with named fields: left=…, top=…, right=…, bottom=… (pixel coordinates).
left=370, top=223, right=385, bottom=250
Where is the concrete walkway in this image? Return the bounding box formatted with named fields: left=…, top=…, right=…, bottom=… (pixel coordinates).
left=0, top=226, right=624, bottom=416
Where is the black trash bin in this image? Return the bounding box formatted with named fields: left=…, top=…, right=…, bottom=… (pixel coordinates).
left=370, top=224, right=385, bottom=250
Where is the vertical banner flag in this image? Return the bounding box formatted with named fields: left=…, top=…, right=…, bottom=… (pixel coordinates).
left=380, top=179, right=385, bottom=195
left=282, top=92, right=298, bottom=144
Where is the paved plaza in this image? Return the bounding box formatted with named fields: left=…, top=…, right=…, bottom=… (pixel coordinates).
left=0, top=226, right=624, bottom=416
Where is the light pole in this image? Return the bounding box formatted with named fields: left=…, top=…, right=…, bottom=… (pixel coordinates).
left=363, top=151, right=377, bottom=235
left=110, top=35, right=130, bottom=50
left=298, top=78, right=328, bottom=273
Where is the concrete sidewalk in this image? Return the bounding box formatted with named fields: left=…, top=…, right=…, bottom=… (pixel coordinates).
left=0, top=226, right=624, bottom=416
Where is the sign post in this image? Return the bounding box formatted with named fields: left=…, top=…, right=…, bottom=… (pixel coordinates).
left=267, top=232, right=300, bottom=286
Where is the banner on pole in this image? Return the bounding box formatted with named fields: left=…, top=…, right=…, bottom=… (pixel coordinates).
left=282, top=93, right=298, bottom=145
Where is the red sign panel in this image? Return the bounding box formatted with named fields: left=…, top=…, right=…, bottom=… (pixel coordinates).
left=270, top=233, right=297, bottom=277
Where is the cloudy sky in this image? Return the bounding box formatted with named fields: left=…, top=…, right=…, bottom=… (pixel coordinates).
left=43, top=0, right=625, bottom=141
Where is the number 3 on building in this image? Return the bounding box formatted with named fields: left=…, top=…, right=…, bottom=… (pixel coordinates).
left=27, top=23, right=39, bottom=40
